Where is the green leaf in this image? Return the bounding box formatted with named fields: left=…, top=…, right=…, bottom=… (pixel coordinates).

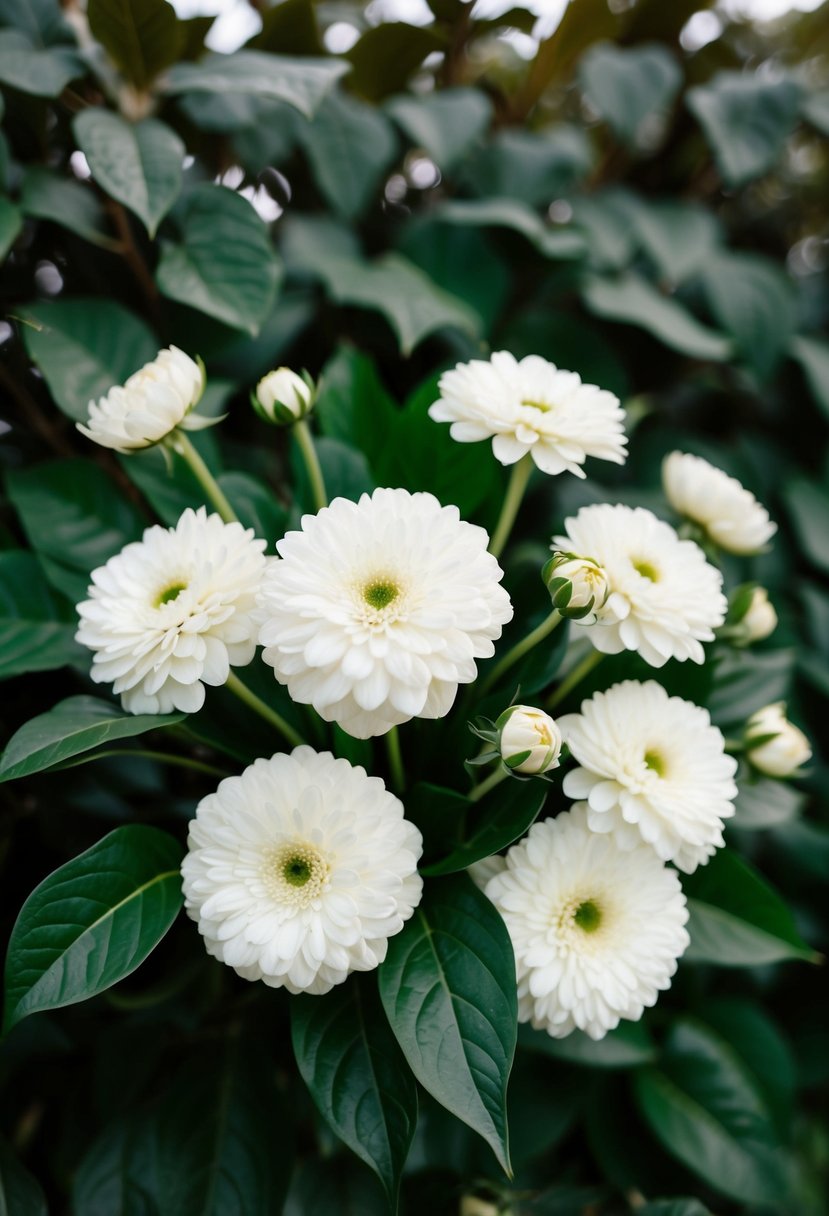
left=518, top=1018, right=656, bottom=1068
left=435, top=197, right=586, bottom=260
left=0, top=551, right=86, bottom=681
left=87, top=0, right=182, bottom=89
left=0, top=1136, right=48, bottom=1215
left=0, top=29, right=82, bottom=95
left=423, top=779, right=547, bottom=876
left=801, top=88, right=829, bottom=136
left=639, top=1201, right=711, bottom=1216
left=579, top=42, right=681, bottom=150
left=291, top=435, right=374, bottom=507
left=378, top=874, right=516, bottom=1174
left=6, top=460, right=145, bottom=602
left=346, top=23, right=444, bottom=102
left=20, top=166, right=120, bottom=250
left=386, top=87, right=492, bottom=171
left=156, top=184, right=281, bottom=335
left=217, top=472, right=288, bottom=546
left=624, top=197, right=720, bottom=286
left=686, top=72, right=802, bottom=188
left=682, top=847, right=816, bottom=966
left=163, top=51, right=348, bottom=119
left=461, top=126, right=593, bottom=206
left=581, top=272, right=732, bottom=361
left=291, top=976, right=418, bottom=1204
left=700, top=252, right=796, bottom=379
left=732, top=774, right=804, bottom=830
left=0, top=0, right=74, bottom=46
left=299, top=89, right=397, bottom=221
left=73, top=109, right=184, bottom=237
left=707, top=647, right=793, bottom=728
left=315, top=345, right=399, bottom=471
left=783, top=478, right=829, bottom=574
left=0, top=695, right=186, bottom=783
left=3, top=824, right=183, bottom=1030
left=790, top=333, right=829, bottom=419
left=703, top=998, right=796, bottom=1135
left=0, top=196, right=21, bottom=262
left=20, top=297, right=158, bottom=422
left=634, top=1018, right=791, bottom=1205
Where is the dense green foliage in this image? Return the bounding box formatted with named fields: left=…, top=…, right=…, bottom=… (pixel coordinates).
left=1, top=0, right=828, bottom=1212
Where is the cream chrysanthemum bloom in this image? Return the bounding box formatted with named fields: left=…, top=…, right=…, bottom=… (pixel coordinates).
left=77, top=346, right=208, bottom=452
left=76, top=507, right=266, bottom=714
left=429, top=351, right=627, bottom=476
left=485, top=806, right=689, bottom=1040
left=554, top=504, right=727, bottom=666
left=662, top=451, right=777, bottom=554
left=560, top=681, right=737, bottom=873
left=181, top=747, right=423, bottom=994
left=258, top=488, right=513, bottom=739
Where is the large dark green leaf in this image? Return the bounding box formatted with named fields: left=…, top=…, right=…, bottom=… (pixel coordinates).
left=73, top=109, right=184, bottom=237
left=783, top=478, right=829, bottom=574
left=163, top=51, right=348, bottom=119
left=707, top=646, right=793, bottom=728
left=0, top=551, right=86, bottom=681
left=299, top=90, right=397, bottom=220
left=315, top=345, right=399, bottom=471
left=790, top=334, right=829, bottom=420
left=732, top=774, right=803, bottom=830
left=581, top=273, right=731, bottom=360
left=346, top=23, right=444, bottom=101
left=0, top=1136, right=48, bottom=1216
left=625, top=197, right=720, bottom=286
left=87, top=0, right=182, bottom=88
left=292, top=976, right=418, bottom=1204
left=703, top=998, right=796, bottom=1135
left=435, top=198, right=586, bottom=260
left=20, top=167, right=120, bottom=250
left=0, top=0, right=73, bottom=46
left=386, top=87, right=492, bottom=171
left=423, top=779, right=547, bottom=876
left=0, top=197, right=21, bottom=261
left=686, top=73, right=802, bottom=188
left=517, top=1019, right=656, bottom=1069
left=378, top=874, right=516, bottom=1174
left=20, top=297, right=158, bottom=422
left=3, top=825, right=183, bottom=1030
left=634, top=1018, right=791, bottom=1205
left=682, top=847, right=816, bottom=966
left=0, top=695, right=185, bottom=782
left=579, top=42, right=681, bottom=150
left=6, top=460, right=145, bottom=602
left=0, top=29, right=82, bottom=95
left=700, top=252, right=796, bottom=379
left=156, top=184, right=281, bottom=335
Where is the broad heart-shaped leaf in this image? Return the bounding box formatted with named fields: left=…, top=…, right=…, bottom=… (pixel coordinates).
left=700, top=252, right=796, bottom=379
left=423, top=779, right=548, bottom=876
left=0, top=695, right=185, bottom=783
left=581, top=272, right=732, bottom=361
left=73, top=109, right=184, bottom=237
left=20, top=297, right=158, bottom=422
left=579, top=42, right=681, bottom=149
left=0, top=1135, right=48, bottom=1215
left=163, top=52, right=348, bottom=119
left=378, top=873, right=516, bottom=1174
left=625, top=197, right=720, bottom=287
left=517, top=1019, right=656, bottom=1069
left=681, top=847, right=816, bottom=966
left=88, top=0, right=182, bottom=88
left=20, top=167, right=120, bottom=251
left=6, top=460, right=145, bottom=603
left=791, top=333, right=829, bottom=420
left=686, top=72, right=802, bottom=188
left=633, top=1018, right=791, bottom=1206
left=0, top=29, right=82, bottom=95
left=156, top=184, right=281, bottom=335
left=3, top=824, right=184, bottom=1031
left=291, top=975, right=418, bottom=1205
left=0, top=551, right=86, bottom=681
left=298, top=89, right=398, bottom=221
left=386, top=87, right=493, bottom=171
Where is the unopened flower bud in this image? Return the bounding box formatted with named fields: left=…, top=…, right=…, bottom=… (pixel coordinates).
left=745, top=703, right=811, bottom=778
left=542, top=551, right=609, bottom=621
left=497, top=704, right=562, bottom=774
left=739, top=587, right=777, bottom=644
left=253, top=367, right=314, bottom=425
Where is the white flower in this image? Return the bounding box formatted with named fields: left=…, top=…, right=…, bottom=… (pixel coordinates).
left=468, top=854, right=507, bottom=891
left=739, top=587, right=777, bottom=644
left=554, top=504, right=727, bottom=666
left=560, top=681, right=737, bottom=873
left=429, top=351, right=627, bottom=477
left=498, top=705, right=562, bottom=774
left=254, top=367, right=314, bottom=425
left=181, top=747, right=423, bottom=995
left=77, top=346, right=207, bottom=452
left=745, top=703, right=811, bottom=778
left=544, top=552, right=610, bottom=622
left=662, top=451, right=777, bottom=554
left=485, top=806, right=689, bottom=1040
left=76, top=506, right=266, bottom=714
left=258, top=488, right=513, bottom=739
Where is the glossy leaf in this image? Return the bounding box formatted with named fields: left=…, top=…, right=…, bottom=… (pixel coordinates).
left=517, top=1018, right=656, bottom=1069
left=0, top=695, right=185, bottom=783
left=20, top=167, right=120, bottom=250
left=0, top=551, right=86, bottom=681
left=626, top=197, right=720, bottom=286
left=579, top=42, right=681, bottom=149
left=701, top=252, right=796, bottom=379
left=292, top=976, right=418, bottom=1203
left=163, top=51, right=348, bottom=119
left=156, top=184, right=281, bottom=334
left=73, top=109, right=184, bottom=237
left=386, top=87, right=492, bottom=171
left=707, top=646, right=794, bottom=727
left=436, top=197, right=586, bottom=260
left=0, top=1136, right=48, bottom=1216
left=3, top=824, right=184, bottom=1030
left=299, top=90, right=397, bottom=220
left=687, top=72, right=802, bottom=187
left=423, top=779, right=547, bottom=876
left=581, top=272, right=732, bottom=360
left=87, top=0, right=181, bottom=88
left=378, top=874, right=516, bottom=1173
left=0, top=29, right=82, bottom=95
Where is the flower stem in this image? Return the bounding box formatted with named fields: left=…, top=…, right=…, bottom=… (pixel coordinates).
left=294, top=418, right=328, bottom=513
left=469, top=765, right=508, bottom=803
left=546, top=648, right=605, bottom=711
left=489, top=454, right=534, bottom=560
left=226, top=672, right=304, bottom=748
left=479, top=610, right=562, bottom=697
left=386, top=726, right=405, bottom=793
left=170, top=431, right=238, bottom=524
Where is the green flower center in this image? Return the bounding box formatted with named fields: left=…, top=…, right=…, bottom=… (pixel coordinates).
left=644, top=749, right=666, bottom=776
left=155, top=582, right=187, bottom=607
left=264, top=842, right=330, bottom=906
left=282, top=855, right=313, bottom=887
left=521, top=398, right=552, bottom=413
left=573, top=899, right=602, bottom=933
left=632, top=560, right=659, bottom=582
left=364, top=580, right=399, bottom=610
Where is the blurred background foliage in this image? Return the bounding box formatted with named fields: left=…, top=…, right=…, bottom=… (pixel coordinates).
left=1, top=0, right=828, bottom=1212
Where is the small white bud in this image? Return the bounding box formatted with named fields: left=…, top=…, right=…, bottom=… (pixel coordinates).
left=254, top=367, right=314, bottom=425
left=543, top=551, right=609, bottom=621
left=740, top=587, right=778, bottom=644
left=745, top=703, right=811, bottom=778
left=497, top=704, right=562, bottom=775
